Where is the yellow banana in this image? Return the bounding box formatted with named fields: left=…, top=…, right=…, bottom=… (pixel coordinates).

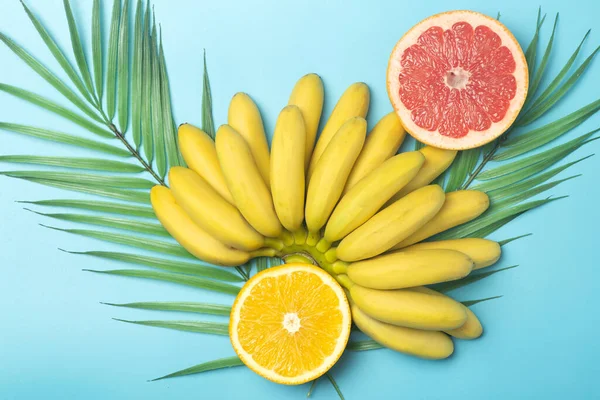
left=227, top=93, right=271, bottom=186
left=395, top=190, right=490, bottom=248
left=270, top=105, right=306, bottom=231
left=305, top=117, right=367, bottom=233
left=150, top=186, right=249, bottom=266
left=350, top=284, right=467, bottom=330
left=400, top=238, right=501, bottom=269
left=409, top=287, right=483, bottom=340
left=346, top=249, right=473, bottom=290
left=343, top=112, right=406, bottom=193
left=351, top=304, right=454, bottom=359
left=336, top=185, right=445, bottom=262
left=178, top=123, right=234, bottom=204
left=307, top=82, right=370, bottom=179
left=169, top=167, right=264, bottom=251
left=388, top=146, right=457, bottom=203
left=215, top=125, right=282, bottom=238
left=324, top=151, right=425, bottom=242
left=287, top=73, right=324, bottom=169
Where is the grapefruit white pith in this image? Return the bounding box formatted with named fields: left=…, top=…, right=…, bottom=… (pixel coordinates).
left=387, top=10, right=528, bottom=150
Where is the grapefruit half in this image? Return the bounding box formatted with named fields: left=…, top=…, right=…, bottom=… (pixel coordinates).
left=387, top=10, right=528, bottom=150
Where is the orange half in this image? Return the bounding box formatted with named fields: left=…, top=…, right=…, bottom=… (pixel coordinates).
left=229, top=263, right=351, bottom=385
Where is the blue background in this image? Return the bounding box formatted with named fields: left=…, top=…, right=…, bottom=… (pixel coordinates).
left=1, top=0, right=599, bottom=399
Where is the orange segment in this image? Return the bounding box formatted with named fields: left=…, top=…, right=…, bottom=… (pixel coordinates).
left=229, top=263, right=351, bottom=385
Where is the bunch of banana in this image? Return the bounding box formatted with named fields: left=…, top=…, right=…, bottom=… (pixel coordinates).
left=151, top=73, right=503, bottom=359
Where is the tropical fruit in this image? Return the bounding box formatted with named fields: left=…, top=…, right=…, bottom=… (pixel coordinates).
left=215, top=124, right=282, bottom=238
left=351, top=305, right=454, bottom=359
left=324, top=151, right=424, bottom=243
left=343, top=112, right=406, bottom=193
left=287, top=73, right=324, bottom=168
left=305, top=117, right=366, bottom=233
left=229, top=263, right=351, bottom=385
left=151, top=72, right=501, bottom=368
left=387, top=10, right=528, bottom=150
left=270, top=105, right=306, bottom=231
left=350, top=285, right=467, bottom=330
left=402, top=238, right=501, bottom=269
left=228, top=93, right=271, bottom=185
left=346, top=249, right=473, bottom=289
left=336, top=185, right=446, bottom=261
left=178, top=124, right=234, bottom=204
left=307, top=82, right=370, bottom=180
left=150, top=186, right=250, bottom=266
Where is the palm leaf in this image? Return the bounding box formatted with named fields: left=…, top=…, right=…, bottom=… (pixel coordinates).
left=433, top=265, right=518, bottom=293
left=202, top=50, right=215, bottom=138
left=92, top=0, right=103, bottom=101
left=29, top=210, right=168, bottom=237
left=522, top=9, right=546, bottom=107
left=19, top=1, right=93, bottom=104
left=0, top=33, right=102, bottom=123
left=477, top=130, right=597, bottom=180
left=0, top=171, right=154, bottom=189
left=478, top=154, right=592, bottom=196
left=18, top=199, right=156, bottom=219
left=0, top=122, right=128, bottom=156
left=497, top=234, right=532, bottom=247
left=114, top=318, right=229, bottom=335
left=491, top=176, right=579, bottom=210
left=346, top=340, right=384, bottom=352
left=434, top=197, right=565, bottom=240
left=151, top=357, right=244, bottom=381
left=159, top=31, right=181, bottom=167
left=102, top=301, right=232, bottom=315
left=141, top=2, right=153, bottom=162
left=444, top=148, right=481, bottom=192
left=62, top=0, right=96, bottom=98
left=0, top=156, right=144, bottom=173
left=0, top=84, right=111, bottom=138
left=131, top=0, right=144, bottom=148
left=150, top=17, right=166, bottom=178
left=44, top=225, right=194, bottom=259
left=117, top=0, right=131, bottom=132
left=106, top=0, right=121, bottom=119
left=489, top=160, right=586, bottom=203
left=65, top=250, right=243, bottom=282
left=85, top=269, right=241, bottom=295
left=467, top=213, right=523, bottom=239
left=518, top=46, right=600, bottom=127
left=21, top=180, right=150, bottom=203
left=461, top=296, right=503, bottom=307
left=527, top=29, right=591, bottom=112
left=526, top=14, right=558, bottom=102
left=498, top=103, right=600, bottom=161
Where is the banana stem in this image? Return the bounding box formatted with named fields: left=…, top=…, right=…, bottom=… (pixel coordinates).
left=264, top=237, right=284, bottom=251
left=335, top=274, right=354, bottom=290
left=306, top=230, right=321, bottom=246
left=332, top=260, right=349, bottom=274
left=316, top=238, right=332, bottom=253
left=324, top=248, right=337, bottom=263
left=250, top=248, right=278, bottom=258
left=293, top=227, right=308, bottom=244
left=280, top=230, right=295, bottom=246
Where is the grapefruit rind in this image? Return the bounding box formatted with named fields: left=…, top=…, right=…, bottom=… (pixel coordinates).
left=229, top=263, right=352, bottom=385
left=387, top=10, right=528, bottom=150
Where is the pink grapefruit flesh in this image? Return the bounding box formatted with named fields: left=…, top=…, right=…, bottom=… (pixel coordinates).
left=387, top=10, right=528, bottom=150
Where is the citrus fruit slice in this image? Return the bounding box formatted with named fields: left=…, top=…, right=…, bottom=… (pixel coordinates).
left=229, top=263, right=351, bottom=385
left=387, top=10, right=528, bottom=150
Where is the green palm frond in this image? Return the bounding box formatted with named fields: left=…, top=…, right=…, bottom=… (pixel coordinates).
left=114, top=318, right=230, bottom=335
left=102, top=301, right=232, bottom=315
